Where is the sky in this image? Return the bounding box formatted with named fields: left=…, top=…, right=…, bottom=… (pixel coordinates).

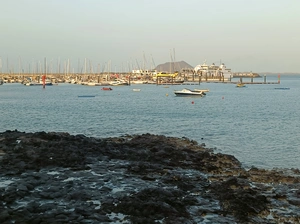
left=1, top=0, right=299, bottom=73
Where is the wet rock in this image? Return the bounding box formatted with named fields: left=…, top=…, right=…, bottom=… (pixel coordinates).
left=0, top=130, right=300, bottom=223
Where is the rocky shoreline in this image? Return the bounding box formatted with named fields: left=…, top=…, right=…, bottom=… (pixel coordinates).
left=0, top=130, right=300, bottom=223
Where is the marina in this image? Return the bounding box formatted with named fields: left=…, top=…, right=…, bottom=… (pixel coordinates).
left=2, top=2, right=299, bottom=222
left=0, top=72, right=279, bottom=86
left=0, top=60, right=280, bottom=86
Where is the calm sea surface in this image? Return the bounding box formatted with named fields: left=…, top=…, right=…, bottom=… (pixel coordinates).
left=1, top=75, right=299, bottom=170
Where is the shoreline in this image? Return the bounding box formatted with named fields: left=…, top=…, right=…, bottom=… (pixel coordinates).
left=0, top=130, right=300, bottom=223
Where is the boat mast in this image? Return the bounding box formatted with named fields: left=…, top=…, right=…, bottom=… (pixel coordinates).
left=77, top=58, right=80, bottom=74
left=169, top=49, right=173, bottom=73
left=173, top=48, right=176, bottom=72
left=18, top=56, right=21, bottom=76
left=84, top=58, right=87, bottom=75
left=67, top=58, right=70, bottom=76
left=6, top=57, right=8, bottom=74
left=44, top=57, right=47, bottom=76
left=0, top=57, right=2, bottom=74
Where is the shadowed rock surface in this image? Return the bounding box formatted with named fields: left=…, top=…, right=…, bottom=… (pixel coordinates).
left=0, top=130, right=300, bottom=223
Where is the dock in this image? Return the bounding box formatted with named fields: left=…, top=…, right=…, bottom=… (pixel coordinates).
left=156, top=81, right=279, bottom=85
left=156, top=74, right=279, bottom=85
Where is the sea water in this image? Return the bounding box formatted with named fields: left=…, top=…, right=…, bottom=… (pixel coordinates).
left=1, top=75, right=299, bottom=170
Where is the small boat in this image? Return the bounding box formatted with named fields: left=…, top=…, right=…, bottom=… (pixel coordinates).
left=101, top=87, right=113, bottom=91
left=274, top=87, right=290, bottom=90
left=25, top=82, right=53, bottom=86
left=131, top=80, right=148, bottom=84
left=78, top=95, right=96, bottom=98
left=132, top=88, right=141, bottom=92
left=109, top=80, right=129, bottom=86
left=174, top=88, right=205, bottom=97
left=236, top=83, right=246, bottom=88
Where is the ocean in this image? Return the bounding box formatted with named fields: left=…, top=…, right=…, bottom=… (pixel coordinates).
left=1, top=74, right=299, bottom=170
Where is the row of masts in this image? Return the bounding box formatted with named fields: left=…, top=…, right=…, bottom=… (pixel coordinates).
left=0, top=57, right=112, bottom=75
left=0, top=54, right=158, bottom=75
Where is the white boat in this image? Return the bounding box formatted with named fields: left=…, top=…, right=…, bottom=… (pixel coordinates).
left=109, top=80, right=129, bottom=86
left=132, top=88, right=141, bottom=92
left=174, top=88, right=205, bottom=97
left=131, top=80, right=148, bottom=84
left=25, top=82, right=53, bottom=86
left=194, top=61, right=232, bottom=80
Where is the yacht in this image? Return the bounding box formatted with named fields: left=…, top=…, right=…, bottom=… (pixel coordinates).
left=194, top=61, right=232, bottom=79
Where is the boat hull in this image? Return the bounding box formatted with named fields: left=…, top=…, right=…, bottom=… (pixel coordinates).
left=174, top=93, right=204, bottom=97
left=25, top=82, right=53, bottom=86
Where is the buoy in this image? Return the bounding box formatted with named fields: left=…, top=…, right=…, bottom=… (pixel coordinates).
left=166, top=93, right=169, bottom=96
left=222, top=96, right=224, bottom=99
left=191, top=101, right=194, bottom=104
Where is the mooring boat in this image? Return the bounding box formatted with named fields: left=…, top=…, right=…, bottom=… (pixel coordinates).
left=25, top=82, right=53, bottom=86
left=101, top=87, right=113, bottom=91
left=174, top=88, right=205, bottom=97
left=109, top=80, right=129, bottom=86
left=236, top=83, right=246, bottom=88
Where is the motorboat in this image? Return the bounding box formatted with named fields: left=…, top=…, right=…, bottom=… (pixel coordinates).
left=109, top=80, right=129, bottom=86
left=174, top=88, right=205, bottom=97
left=101, top=87, right=113, bottom=91
left=132, top=88, right=141, bottom=92
left=236, top=83, right=246, bottom=88
left=25, top=82, right=53, bottom=86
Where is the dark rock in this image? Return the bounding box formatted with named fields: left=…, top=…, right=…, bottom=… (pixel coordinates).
left=0, top=131, right=300, bottom=223
left=0, top=210, right=10, bottom=223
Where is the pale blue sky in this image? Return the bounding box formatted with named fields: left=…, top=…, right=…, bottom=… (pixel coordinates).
left=1, top=0, right=299, bottom=73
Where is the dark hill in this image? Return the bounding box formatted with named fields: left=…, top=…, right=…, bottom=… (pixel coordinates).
left=155, top=61, right=193, bottom=73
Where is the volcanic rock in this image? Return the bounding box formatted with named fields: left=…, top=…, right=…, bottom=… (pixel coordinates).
left=0, top=130, right=300, bottom=223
